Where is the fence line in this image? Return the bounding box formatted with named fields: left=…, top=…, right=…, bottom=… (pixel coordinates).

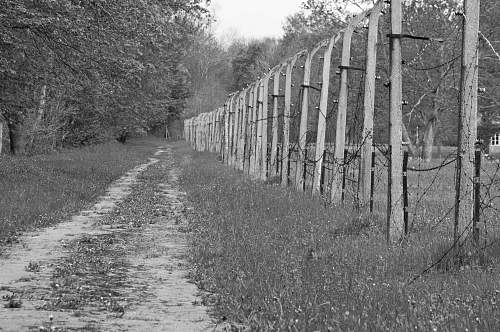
left=183, top=0, right=486, bottom=254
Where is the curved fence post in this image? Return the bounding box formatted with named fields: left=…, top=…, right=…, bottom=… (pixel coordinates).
left=249, top=82, right=260, bottom=176
left=261, top=67, right=279, bottom=180
left=282, top=50, right=307, bottom=187
left=223, top=98, right=231, bottom=163
left=232, top=91, right=242, bottom=168
left=228, top=94, right=237, bottom=165
left=312, top=31, right=343, bottom=195
left=270, top=64, right=286, bottom=177
left=360, top=1, right=384, bottom=208
left=296, top=40, right=329, bottom=191
left=209, top=112, right=214, bottom=152
left=256, top=79, right=264, bottom=177
left=201, top=113, right=206, bottom=151
left=238, top=88, right=249, bottom=170
left=244, top=84, right=255, bottom=174
left=331, top=10, right=371, bottom=203
left=213, top=111, right=218, bottom=153
left=217, top=107, right=224, bottom=155
left=213, top=110, right=218, bottom=153
left=205, top=113, right=209, bottom=151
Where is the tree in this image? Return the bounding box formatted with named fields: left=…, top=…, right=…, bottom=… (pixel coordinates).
left=0, top=0, right=209, bottom=153
left=231, top=39, right=278, bottom=91
left=184, top=31, right=233, bottom=118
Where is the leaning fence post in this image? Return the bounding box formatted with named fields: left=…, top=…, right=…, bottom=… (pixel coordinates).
left=270, top=65, right=285, bottom=177
left=233, top=92, right=242, bottom=167
left=282, top=50, right=306, bottom=187
left=223, top=100, right=230, bottom=163
left=360, top=1, right=384, bottom=208
left=217, top=108, right=223, bottom=154
left=194, top=117, right=198, bottom=151
left=312, top=31, right=343, bottom=195
left=296, top=40, right=329, bottom=191
left=320, top=150, right=326, bottom=194
left=212, top=112, right=217, bottom=153
left=249, top=82, right=260, bottom=176
left=260, top=69, right=276, bottom=180
left=229, top=94, right=238, bottom=166
left=244, top=85, right=254, bottom=173
left=209, top=112, right=215, bottom=152
left=238, top=88, right=249, bottom=170
left=203, top=113, right=208, bottom=151
left=198, top=114, right=202, bottom=151
left=331, top=10, right=370, bottom=203
left=255, top=80, right=264, bottom=177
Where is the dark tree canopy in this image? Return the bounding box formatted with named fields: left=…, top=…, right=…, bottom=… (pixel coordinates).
left=0, top=0, right=209, bottom=153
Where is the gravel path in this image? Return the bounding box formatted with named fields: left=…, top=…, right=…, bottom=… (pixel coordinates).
left=0, top=145, right=215, bottom=331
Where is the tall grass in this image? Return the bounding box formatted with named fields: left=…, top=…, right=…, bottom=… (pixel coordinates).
left=0, top=137, right=162, bottom=246
left=179, top=148, right=500, bottom=331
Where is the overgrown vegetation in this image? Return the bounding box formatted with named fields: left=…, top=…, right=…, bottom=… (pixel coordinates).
left=186, top=0, right=500, bottom=160
left=0, top=137, right=161, bottom=246
left=0, top=0, right=209, bottom=153
left=180, top=149, right=500, bottom=331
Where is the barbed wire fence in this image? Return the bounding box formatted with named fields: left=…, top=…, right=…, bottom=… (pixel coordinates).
left=183, top=0, right=500, bottom=270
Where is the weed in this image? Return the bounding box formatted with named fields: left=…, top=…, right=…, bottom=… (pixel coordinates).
left=26, top=260, right=41, bottom=272
left=0, top=137, right=162, bottom=248
left=3, top=293, right=22, bottom=308
left=177, top=146, right=500, bottom=331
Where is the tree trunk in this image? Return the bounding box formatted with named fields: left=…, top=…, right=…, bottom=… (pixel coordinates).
left=29, top=84, right=47, bottom=148
left=423, top=88, right=441, bottom=162
left=8, top=122, right=26, bottom=155
left=402, top=122, right=418, bottom=157
left=422, top=116, right=437, bottom=162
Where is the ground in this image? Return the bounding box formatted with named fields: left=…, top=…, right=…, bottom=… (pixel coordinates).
left=0, top=143, right=217, bottom=332
left=2, top=140, right=500, bottom=331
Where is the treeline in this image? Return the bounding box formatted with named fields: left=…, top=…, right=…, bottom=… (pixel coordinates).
left=186, top=0, right=500, bottom=160
left=0, top=0, right=209, bottom=154
left=2, top=0, right=498, bottom=157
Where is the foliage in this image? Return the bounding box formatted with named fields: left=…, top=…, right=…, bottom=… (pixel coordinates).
left=0, top=0, right=209, bottom=153
left=183, top=31, right=233, bottom=118
left=0, top=137, right=161, bottom=245
left=181, top=148, right=500, bottom=331
left=186, top=0, right=499, bottom=155
left=184, top=35, right=279, bottom=117
left=230, top=39, right=278, bottom=91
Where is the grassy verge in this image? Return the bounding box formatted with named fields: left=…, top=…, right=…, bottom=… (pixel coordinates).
left=0, top=137, right=162, bottom=247
left=179, top=146, right=500, bottom=331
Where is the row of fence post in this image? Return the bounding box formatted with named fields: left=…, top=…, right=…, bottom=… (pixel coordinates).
left=184, top=0, right=398, bottom=234
left=183, top=0, right=481, bottom=246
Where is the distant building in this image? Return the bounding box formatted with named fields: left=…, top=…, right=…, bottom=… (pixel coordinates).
left=490, top=132, right=500, bottom=155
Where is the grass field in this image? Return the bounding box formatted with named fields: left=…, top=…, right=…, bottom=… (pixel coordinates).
left=0, top=137, right=162, bottom=247
left=179, top=145, right=500, bottom=331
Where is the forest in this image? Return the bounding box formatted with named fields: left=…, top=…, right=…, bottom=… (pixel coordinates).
left=0, top=0, right=209, bottom=154
left=186, top=0, right=500, bottom=160
left=1, top=0, right=499, bottom=158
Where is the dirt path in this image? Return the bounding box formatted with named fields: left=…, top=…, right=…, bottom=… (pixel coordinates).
left=0, top=145, right=215, bottom=331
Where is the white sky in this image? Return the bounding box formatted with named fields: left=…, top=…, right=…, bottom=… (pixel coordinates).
left=210, top=0, right=304, bottom=40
